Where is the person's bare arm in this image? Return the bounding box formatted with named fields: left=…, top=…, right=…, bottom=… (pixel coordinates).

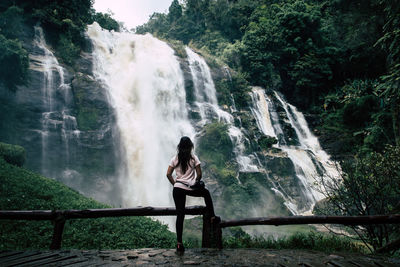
left=166, top=166, right=175, bottom=185
left=195, top=164, right=202, bottom=182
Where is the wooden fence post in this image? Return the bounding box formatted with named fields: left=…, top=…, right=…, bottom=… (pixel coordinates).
left=202, top=213, right=222, bottom=249
left=202, top=213, right=211, bottom=248
left=211, top=219, right=222, bottom=249
left=50, top=214, right=66, bottom=250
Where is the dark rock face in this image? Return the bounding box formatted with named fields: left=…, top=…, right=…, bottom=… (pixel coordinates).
left=0, top=24, right=122, bottom=206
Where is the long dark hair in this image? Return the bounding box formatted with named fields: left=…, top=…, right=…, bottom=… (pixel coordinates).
left=177, top=136, right=194, bottom=173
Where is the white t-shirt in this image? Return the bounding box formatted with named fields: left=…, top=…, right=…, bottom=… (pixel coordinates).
left=169, top=154, right=201, bottom=191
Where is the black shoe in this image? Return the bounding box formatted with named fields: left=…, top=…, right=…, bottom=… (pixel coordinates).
left=176, top=243, right=185, bottom=256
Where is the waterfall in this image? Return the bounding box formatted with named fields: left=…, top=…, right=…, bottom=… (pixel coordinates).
left=250, top=87, right=339, bottom=214
left=88, top=23, right=195, bottom=208
left=185, top=47, right=232, bottom=125
left=250, top=87, right=277, bottom=138
left=29, top=26, right=79, bottom=178
left=185, top=47, right=258, bottom=172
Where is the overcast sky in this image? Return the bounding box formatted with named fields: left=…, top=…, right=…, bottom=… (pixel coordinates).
left=93, top=0, right=173, bottom=30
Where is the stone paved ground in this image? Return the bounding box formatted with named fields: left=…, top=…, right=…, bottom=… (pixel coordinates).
left=1, top=249, right=399, bottom=266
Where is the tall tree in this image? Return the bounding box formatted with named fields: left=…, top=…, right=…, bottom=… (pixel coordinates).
left=375, top=0, right=400, bottom=145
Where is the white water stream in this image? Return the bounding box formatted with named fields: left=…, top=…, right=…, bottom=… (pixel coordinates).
left=250, top=87, right=339, bottom=214
left=30, top=26, right=79, bottom=176
left=88, top=23, right=195, bottom=208
left=185, top=47, right=258, bottom=172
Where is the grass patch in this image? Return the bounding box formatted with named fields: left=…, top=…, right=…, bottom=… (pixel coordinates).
left=223, top=229, right=364, bottom=254
left=0, top=154, right=175, bottom=250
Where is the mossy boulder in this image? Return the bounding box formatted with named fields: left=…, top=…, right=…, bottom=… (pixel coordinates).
left=71, top=72, right=111, bottom=131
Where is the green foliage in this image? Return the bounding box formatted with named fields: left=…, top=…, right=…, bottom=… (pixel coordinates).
left=168, top=39, right=187, bottom=58
left=136, top=12, right=169, bottom=37
left=0, top=142, right=25, bottom=167
left=0, top=157, right=175, bottom=250
left=221, top=40, right=244, bottom=70
left=57, top=33, right=80, bottom=65
left=230, top=71, right=251, bottom=110
left=0, top=6, right=27, bottom=90
left=319, top=79, right=392, bottom=154
left=136, top=0, right=260, bottom=45
left=0, top=5, right=24, bottom=39
left=342, top=95, right=379, bottom=128
left=198, top=122, right=233, bottom=166
left=375, top=0, right=400, bottom=145
left=92, top=12, right=120, bottom=32
left=214, top=79, right=231, bottom=106
left=224, top=230, right=363, bottom=253
left=0, top=0, right=116, bottom=66
left=76, top=107, right=99, bottom=131
left=72, top=74, right=104, bottom=131
left=242, top=1, right=336, bottom=108
left=317, top=145, right=400, bottom=251
left=168, top=0, right=182, bottom=23
left=258, top=135, right=278, bottom=150
left=0, top=34, right=28, bottom=90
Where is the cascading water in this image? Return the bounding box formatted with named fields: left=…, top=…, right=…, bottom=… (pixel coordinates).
left=185, top=47, right=258, bottom=172
left=185, top=47, right=232, bottom=125
left=29, top=26, right=79, bottom=178
left=250, top=87, right=339, bottom=214
left=88, top=23, right=195, bottom=208
left=250, top=87, right=277, bottom=139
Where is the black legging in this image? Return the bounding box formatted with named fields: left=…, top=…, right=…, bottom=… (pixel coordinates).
left=173, top=187, right=215, bottom=243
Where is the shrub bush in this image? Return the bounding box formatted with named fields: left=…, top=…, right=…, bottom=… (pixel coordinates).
left=258, top=135, right=278, bottom=150
left=224, top=231, right=363, bottom=253
left=92, top=12, right=120, bottom=32
left=0, top=142, right=25, bottom=166
left=0, top=34, right=28, bottom=90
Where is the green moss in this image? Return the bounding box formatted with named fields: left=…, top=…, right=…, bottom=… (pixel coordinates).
left=217, top=172, right=290, bottom=220
left=266, top=157, right=296, bottom=177
left=214, top=79, right=232, bottom=107
left=76, top=107, right=99, bottom=131
left=0, top=157, right=175, bottom=250
left=259, top=135, right=278, bottom=150
left=72, top=74, right=104, bottom=131
left=198, top=122, right=233, bottom=165
left=56, top=33, right=80, bottom=65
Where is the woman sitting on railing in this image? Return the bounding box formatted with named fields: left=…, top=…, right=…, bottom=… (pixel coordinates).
left=166, top=136, right=219, bottom=255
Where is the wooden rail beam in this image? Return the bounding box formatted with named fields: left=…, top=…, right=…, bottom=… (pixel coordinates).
left=0, top=210, right=57, bottom=220
left=0, top=206, right=207, bottom=220
left=219, top=214, right=400, bottom=228
left=0, top=206, right=208, bottom=250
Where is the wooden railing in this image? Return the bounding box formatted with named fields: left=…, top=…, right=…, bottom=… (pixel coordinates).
left=214, top=214, right=400, bottom=249
left=0, top=206, right=220, bottom=250
left=1, top=207, right=400, bottom=251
